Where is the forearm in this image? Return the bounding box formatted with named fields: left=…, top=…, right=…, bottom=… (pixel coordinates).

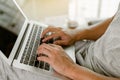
left=66, top=64, right=120, bottom=80
left=74, top=16, right=114, bottom=41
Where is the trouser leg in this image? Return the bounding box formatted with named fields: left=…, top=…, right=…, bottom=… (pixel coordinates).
left=75, top=40, right=94, bottom=65
left=0, top=55, right=59, bottom=80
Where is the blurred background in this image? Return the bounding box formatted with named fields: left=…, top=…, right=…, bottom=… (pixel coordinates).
left=11, top=0, right=120, bottom=27
left=16, top=0, right=120, bottom=28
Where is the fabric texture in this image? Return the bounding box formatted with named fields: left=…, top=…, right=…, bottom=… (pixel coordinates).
left=75, top=3, right=120, bottom=78
left=0, top=52, right=59, bottom=80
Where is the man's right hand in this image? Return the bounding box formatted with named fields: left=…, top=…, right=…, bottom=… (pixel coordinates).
left=41, top=26, right=76, bottom=46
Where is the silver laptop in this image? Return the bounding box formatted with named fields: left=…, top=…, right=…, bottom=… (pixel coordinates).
left=0, top=0, right=75, bottom=79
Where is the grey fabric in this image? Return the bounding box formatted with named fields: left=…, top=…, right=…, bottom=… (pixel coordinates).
left=75, top=3, right=120, bottom=78
left=75, top=40, right=94, bottom=66
left=0, top=55, right=60, bottom=80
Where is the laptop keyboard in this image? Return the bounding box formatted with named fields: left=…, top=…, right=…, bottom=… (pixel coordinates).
left=20, top=24, right=50, bottom=71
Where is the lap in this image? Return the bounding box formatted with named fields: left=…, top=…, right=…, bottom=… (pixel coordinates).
left=0, top=56, right=56, bottom=80
left=75, top=40, right=94, bottom=65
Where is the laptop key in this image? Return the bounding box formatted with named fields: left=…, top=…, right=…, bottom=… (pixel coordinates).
left=45, top=63, right=50, bottom=71
left=35, top=60, right=39, bottom=67
left=39, top=61, right=44, bottom=69
left=29, top=60, right=35, bottom=66
left=23, top=60, right=29, bottom=64
left=23, top=55, right=30, bottom=64
left=20, top=51, right=26, bottom=63
left=29, top=55, right=36, bottom=66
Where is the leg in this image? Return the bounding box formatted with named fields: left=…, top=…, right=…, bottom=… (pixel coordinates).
left=0, top=55, right=8, bottom=80
left=75, top=40, right=94, bottom=65
left=0, top=56, right=58, bottom=80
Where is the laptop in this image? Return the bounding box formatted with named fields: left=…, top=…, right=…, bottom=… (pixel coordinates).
left=0, top=0, right=75, bottom=79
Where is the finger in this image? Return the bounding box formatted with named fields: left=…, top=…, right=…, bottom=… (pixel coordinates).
left=38, top=43, right=56, bottom=53
left=41, top=28, right=51, bottom=38
left=37, top=48, right=52, bottom=57
left=48, top=44, right=57, bottom=47
left=37, top=56, right=50, bottom=64
left=37, top=44, right=53, bottom=57
left=49, top=44, right=62, bottom=48
left=41, top=27, right=57, bottom=38
left=54, top=40, right=66, bottom=46
left=42, top=33, right=59, bottom=42
left=48, top=44, right=63, bottom=52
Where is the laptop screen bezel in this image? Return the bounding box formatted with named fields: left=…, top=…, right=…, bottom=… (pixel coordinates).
left=3, top=0, right=29, bottom=65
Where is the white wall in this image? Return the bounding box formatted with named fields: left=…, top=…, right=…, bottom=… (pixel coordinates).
left=77, top=0, right=99, bottom=18
left=100, top=0, right=120, bottom=18
left=16, top=0, right=69, bottom=22
left=71, top=0, right=120, bottom=19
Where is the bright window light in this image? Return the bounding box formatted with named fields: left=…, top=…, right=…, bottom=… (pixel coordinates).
left=69, top=0, right=120, bottom=19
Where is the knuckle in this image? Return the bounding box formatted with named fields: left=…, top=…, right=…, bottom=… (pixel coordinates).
left=57, top=45, right=62, bottom=48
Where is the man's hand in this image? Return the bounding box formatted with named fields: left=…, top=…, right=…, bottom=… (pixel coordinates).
left=41, top=26, right=75, bottom=46
left=37, top=43, right=75, bottom=76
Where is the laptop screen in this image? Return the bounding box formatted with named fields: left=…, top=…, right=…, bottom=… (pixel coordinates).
left=0, top=0, right=25, bottom=58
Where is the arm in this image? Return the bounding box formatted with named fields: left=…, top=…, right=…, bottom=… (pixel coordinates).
left=41, top=16, right=114, bottom=46
left=74, top=16, right=114, bottom=41
left=66, top=64, right=120, bottom=80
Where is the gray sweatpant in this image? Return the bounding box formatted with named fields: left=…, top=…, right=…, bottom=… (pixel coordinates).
left=0, top=55, right=59, bottom=80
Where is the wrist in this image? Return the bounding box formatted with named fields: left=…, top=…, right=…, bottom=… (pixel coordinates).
left=66, top=64, right=104, bottom=80
left=74, top=29, right=88, bottom=42
left=65, top=64, right=85, bottom=80
left=63, top=63, right=78, bottom=79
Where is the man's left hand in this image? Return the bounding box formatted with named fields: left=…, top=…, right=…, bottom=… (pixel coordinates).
left=37, top=43, right=75, bottom=77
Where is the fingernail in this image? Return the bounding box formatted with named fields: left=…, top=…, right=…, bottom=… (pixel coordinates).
left=42, top=39, right=44, bottom=42
left=37, top=50, right=39, bottom=54
left=37, top=57, right=39, bottom=60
